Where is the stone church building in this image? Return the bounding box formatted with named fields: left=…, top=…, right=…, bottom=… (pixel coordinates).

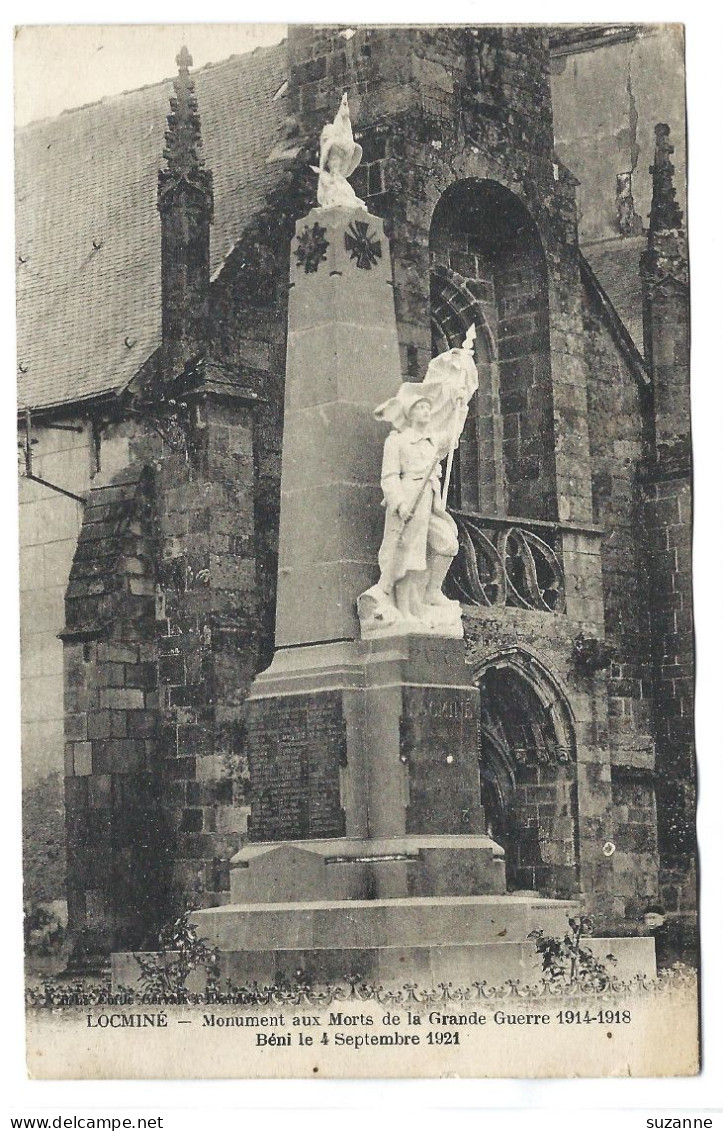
left=16, top=25, right=693, bottom=964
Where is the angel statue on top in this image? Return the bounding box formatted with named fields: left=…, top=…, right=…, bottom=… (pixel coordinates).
left=357, top=327, right=479, bottom=638
left=312, top=92, right=368, bottom=211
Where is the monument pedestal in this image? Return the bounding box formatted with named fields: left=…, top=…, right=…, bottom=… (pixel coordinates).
left=192, top=635, right=590, bottom=983
left=244, top=636, right=496, bottom=873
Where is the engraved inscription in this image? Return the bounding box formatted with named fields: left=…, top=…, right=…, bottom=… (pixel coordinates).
left=407, top=696, right=476, bottom=720
left=248, top=693, right=346, bottom=841
left=401, top=686, right=485, bottom=836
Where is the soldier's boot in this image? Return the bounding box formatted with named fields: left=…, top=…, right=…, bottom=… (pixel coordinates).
left=396, top=572, right=426, bottom=620
left=424, top=553, right=456, bottom=607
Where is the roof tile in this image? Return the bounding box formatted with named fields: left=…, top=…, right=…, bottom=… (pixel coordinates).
left=16, top=43, right=287, bottom=411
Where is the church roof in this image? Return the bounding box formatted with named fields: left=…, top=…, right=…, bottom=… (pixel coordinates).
left=16, top=34, right=650, bottom=413
left=15, top=42, right=287, bottom=412
left=581, top=236, right=647, bottom=357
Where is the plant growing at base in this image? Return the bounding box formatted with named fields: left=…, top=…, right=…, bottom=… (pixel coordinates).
left=24, top=904, right=67, bottom=957
left=135, top=911, right=220, bottom=1001
left=529, top=915, right=615, bottom=989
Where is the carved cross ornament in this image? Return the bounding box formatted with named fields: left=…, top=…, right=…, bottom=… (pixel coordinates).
left=345, top=221, right=382, bottom=269
left=295, top=223, right=329, bottom=273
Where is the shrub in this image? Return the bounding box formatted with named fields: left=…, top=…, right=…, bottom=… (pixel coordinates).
left=135, top=912, right=220, bottom=1001
left=529, top=915, right=614, bottom=990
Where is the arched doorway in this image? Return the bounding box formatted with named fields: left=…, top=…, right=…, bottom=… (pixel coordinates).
left=477, top=656, right=579, bottom=898
left=429, top=178, right=556, bottom=522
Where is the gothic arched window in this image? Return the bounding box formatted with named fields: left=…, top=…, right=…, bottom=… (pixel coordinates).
left=430, top=179, right=557, bottom=522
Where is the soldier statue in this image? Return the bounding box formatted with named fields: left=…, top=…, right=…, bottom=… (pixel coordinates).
left=358, top=329, right=478, bottom=637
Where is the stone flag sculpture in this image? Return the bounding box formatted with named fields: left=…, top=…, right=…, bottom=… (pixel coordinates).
left=358, top=327, right=478, bottom=636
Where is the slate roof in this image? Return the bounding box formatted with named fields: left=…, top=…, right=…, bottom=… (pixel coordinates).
left=16, top=36, right=649, bottom=413
left=581, top=236, right=647, bottom=358
left=63, top=463, right=154, bottom=637
left=15, top=42, right=288, bottom=412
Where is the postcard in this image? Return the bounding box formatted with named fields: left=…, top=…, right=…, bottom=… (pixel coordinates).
left=15, top=22, right=698, bottom=1079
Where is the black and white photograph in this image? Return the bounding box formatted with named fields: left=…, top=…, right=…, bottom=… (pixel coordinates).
left=11, top=19, right=710, bottom=1082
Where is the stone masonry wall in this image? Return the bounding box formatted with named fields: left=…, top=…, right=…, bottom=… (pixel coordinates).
left=640, top=173, right=694, bottom=924
left=128, top=394, right=260, bottom=913
left=59, top=332, right=286, bottom=945
left=582, top=287, right=659, bottom=919
left=644, top=473, right=695, bottom=917
left=62, top=464, right=165, bottom=956
left=21, top=415, right=148, bottom=914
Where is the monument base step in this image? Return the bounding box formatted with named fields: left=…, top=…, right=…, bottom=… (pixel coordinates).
left=194, top=893, right=581, bottom=952
left=111, top=891, right=657, bottom=989
left=230, top=835, right=506, bottom=902
left=189, top=892, right=658, bottom=985
left=111, top=932, right=657, bottom=991
left=208, top=935, right=657, bottom=989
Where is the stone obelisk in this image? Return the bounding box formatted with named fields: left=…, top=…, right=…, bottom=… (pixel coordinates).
left=243, top=191, right=495, bottom=868
left=275, top=200, right=398, bottom=648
